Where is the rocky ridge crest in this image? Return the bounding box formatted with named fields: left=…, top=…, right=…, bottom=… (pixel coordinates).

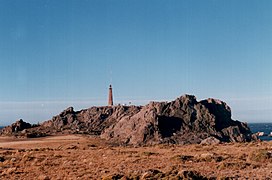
left=0, top=95, right=256, bottom=145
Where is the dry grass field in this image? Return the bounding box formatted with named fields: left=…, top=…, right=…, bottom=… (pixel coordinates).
left=0, top=135, right=271, bottom=179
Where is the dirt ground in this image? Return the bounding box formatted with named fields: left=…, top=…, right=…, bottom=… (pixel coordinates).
left=0, top=135, right=271, bottom=179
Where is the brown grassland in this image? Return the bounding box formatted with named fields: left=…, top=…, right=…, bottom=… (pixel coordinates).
left=0, top=135, right=271, bottom=179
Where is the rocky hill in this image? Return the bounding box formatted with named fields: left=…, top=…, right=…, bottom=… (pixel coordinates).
left=1, top=119, right=32, bottom=135
left=0, top=94, right=257, bottom=145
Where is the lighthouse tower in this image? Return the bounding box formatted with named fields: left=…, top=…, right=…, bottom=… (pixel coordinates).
left=108, top=85, right=113, bottom=106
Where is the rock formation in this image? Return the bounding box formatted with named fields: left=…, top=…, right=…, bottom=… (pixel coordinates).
left=101, top=95, right=255, bottom=145
left=40, top=105, right=141, bottom=135
left=0, top=94, right=257, bottom=145
left=1, top=119, right=32, bottom=136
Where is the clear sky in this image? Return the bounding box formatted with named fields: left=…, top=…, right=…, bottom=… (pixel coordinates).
left=0, top=0, right=271, bottom=125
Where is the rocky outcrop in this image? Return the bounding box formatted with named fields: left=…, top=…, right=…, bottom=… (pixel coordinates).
left=1, top=94, right=256, bottom=145
left=0, top=119, right=32, bottom=136
left=40, top=105, right=141, bottom=135
left=101, top=95, right=255, bottom=145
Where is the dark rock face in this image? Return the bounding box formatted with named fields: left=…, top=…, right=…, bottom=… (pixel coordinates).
left=1, top=119, right=32, bottom=135
left=101, top=95, right=255, bottom=145
left=1, top=94, right=256, bottom=145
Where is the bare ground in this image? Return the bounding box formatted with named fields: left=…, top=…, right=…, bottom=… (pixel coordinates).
left=0, top=135, right=271, bottom=179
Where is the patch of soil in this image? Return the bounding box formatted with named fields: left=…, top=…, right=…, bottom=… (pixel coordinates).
left=0, top=135, right=271, bottom=179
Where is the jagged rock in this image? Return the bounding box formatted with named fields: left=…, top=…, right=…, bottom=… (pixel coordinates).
left=0, top=119, right=32, bottom=135
left=101, top=95, right=255, bottom=145
left=200, top=137, right=220, bottom=145
left=51, top=107, right=78, bottom=130
left=42, top=105, right=141, bottom=135
left=1, top=94, right=256, bottom=145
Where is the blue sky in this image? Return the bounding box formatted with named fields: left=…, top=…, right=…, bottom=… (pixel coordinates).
left=0, top=0, right=271, bottom=125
